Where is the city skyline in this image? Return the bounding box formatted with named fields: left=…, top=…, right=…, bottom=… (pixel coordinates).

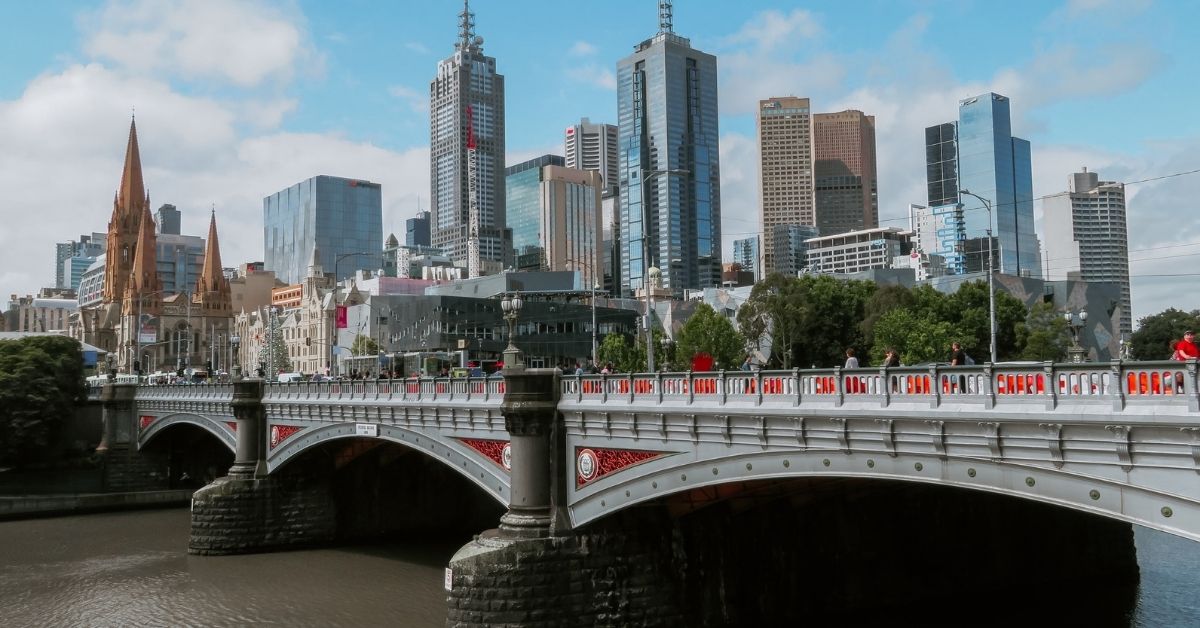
left=1, top=0, right=1198, bottom=322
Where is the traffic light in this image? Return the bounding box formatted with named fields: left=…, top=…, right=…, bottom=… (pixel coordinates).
left=206, top=360, right=213, bottom=373
left=133, top=360, right=141, bottom=375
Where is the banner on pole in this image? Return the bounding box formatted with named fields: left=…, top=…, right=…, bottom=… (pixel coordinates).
left=336, top=305, right=347, bottom=329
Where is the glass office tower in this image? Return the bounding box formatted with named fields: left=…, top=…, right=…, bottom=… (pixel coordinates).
left=617, top=4, right=722, bottom=297
left=263, top=175, right=383, bottom=284
left=927, top=93, right=1040, bottom=277
left=505, top=154, right=565, bottom=270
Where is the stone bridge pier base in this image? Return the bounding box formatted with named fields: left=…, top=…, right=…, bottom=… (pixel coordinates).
left=446, top=368, right=683, bottom=626
left=99, top=381, right=169, bottom=491
left=189, top=378, right=335, bottom=555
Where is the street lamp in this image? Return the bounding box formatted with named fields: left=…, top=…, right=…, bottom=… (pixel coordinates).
left=639, top=168, right=688, bottom=372
left=591, top=281, right=599, bottom=367
left=500, top=293, right=524, bottom=371
left=1065, top=308, right=1089, bottom=363
left=958, top=189, right=997, bottom=364
left=230, top=334, right=241, bottom=379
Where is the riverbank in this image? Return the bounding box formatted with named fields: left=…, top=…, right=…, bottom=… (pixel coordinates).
left=0, top=489, right=193, bottom=520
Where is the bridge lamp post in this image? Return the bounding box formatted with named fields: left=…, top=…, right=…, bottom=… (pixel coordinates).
left=639, top=168, right=688, bottom=373
left=230, top=334, right=241, bottom=379
left=958, top=189, right=997, bottom=364
left=1065, top=308, right=1088, bottom=363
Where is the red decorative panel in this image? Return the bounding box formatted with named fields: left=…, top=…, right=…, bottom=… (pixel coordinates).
left=459, top=438, right=512, bottom=471
left=225, top=422, right=237, bottom=433
left=269, top=424, right=303, bottom=450
left=575, top=447, right=666, bottom=488
left=139, top=415, right=154, bottom=431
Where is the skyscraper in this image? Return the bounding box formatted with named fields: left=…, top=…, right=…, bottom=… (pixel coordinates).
left=406, top=210, right=431, bottom=247
left=155, top=204, right=181, bottom=235
left=732, top=236, right=760, bottom=281
left=506, top=154, right=565, bottom=270
left=925, top=92, right=1040, bottom=277
left=813, top=110, right=878, bottom=235
left=1043, top=168, right=1132, bottom=334
left=565, top=118, right=619, bottom=195
left=617, top=1, right=722, bottom=297
left=429, top=1, right=507, bottom=275
left=263, top=175, right=383, bottom=284
left=758, top=96, right=813, bottom=272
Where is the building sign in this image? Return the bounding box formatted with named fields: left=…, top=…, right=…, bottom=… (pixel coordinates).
left=138, top=322, right=156, bottom=344
left=355, top=423, right=378, bottom=437
left=336, top=305, right=347, bottom=329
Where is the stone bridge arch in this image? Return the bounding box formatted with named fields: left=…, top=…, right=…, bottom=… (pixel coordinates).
left=265, top=422, right=510, bottom=506
left=137, top=411, right=236, bottom=453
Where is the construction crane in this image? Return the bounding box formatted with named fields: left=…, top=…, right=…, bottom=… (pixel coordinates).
left=466, top=104, right=481, bottom=278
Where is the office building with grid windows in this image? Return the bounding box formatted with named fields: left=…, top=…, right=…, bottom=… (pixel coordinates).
left=263, top=175, right=383, bottom=285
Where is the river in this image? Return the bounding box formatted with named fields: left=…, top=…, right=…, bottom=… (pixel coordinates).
left=1, top=509, right=1198, bottom=627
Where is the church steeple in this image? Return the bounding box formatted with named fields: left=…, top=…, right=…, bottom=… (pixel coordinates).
left=117, top=118, right=147, bottom=219
left=122, top=205, right=161, bottom=315
left=105, top=116, right=150, bottom=303
left=194, top=209, right=231, bottom=313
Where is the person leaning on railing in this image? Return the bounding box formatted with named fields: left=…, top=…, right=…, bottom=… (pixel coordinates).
left=1172, top=330, right=1199, bottom=392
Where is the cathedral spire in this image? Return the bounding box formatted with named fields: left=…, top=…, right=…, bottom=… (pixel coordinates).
left=125, top=205, right=160, bottom=307
left=195, top=209, right=231, bottom=313
left=116, top=117, right=146, bottom=218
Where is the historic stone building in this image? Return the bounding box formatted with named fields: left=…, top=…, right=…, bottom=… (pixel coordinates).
left=74, top=119, right=234, bottom=374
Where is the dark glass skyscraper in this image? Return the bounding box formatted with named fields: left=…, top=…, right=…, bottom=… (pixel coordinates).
left=616, top=3, right=721, bottom=297
left=406, top=210, right=430, bottom=247
left=925, top=93, right=1040, bottom=277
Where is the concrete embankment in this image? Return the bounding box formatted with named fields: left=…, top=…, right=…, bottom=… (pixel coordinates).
left=0, top=490, right=193, bottom=520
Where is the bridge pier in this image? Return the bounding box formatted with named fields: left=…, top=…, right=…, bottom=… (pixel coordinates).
left=98, top=382, right=168, bottom=491
left=189, top=378, right=335, bottom=555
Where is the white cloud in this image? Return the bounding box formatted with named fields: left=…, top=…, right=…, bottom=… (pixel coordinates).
left=405, top=42, right=430, bottom=55
left=81, top=0, right=320, bottom=87
left=567, top=65, right=617, bottom=91
left=569, top=41, right=598, bottom=57
left=388, top=85, right=429, bottom=114
left=1061, top=0, right=1152, bottom=18
left=722, top=8, right=821, bottom=52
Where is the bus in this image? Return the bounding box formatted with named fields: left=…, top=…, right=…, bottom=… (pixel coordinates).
left=401, top=351, right=460, bottom=378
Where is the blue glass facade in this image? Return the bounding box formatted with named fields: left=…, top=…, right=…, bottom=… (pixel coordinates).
left=505, top=155, right=565, bottom=261
left=263, top=175, right=383, bottom=284
left=617, top=28, right=722, bottom=297
left=405, top=211, right=430, bottom=247
left=931, top=93, right=1040, bottom=277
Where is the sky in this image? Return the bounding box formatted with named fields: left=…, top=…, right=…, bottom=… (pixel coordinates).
left=2, top=0, right=1198, bottom=329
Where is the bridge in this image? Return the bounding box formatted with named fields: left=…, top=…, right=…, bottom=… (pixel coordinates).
left=110, top=360, right=1200, bottom=542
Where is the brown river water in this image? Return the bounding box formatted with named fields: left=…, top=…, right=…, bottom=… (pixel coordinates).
left=2, top=508, right=1199, bottom=627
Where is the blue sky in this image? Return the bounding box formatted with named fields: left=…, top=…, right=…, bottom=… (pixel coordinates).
left=1, top=0, right=1198, bottom=326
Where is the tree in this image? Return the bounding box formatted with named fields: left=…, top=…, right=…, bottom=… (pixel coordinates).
left=597, top=333, right=642, bottom=373
left=1016, top=302, right=1070, bottom=362
left=258, top=317, right=292, bottom=374
left=944, top=280, right=1028, bottom=361
left=737, top=274, right=875, bottom=369
left=870, top=309, right=957, bottom=366
left=673, top=303, right=744, bottom=371
left=861, top=284, right=914, bottom=349
left=1130, top=308, right=1200, bottom=361
left=351, top=334, right=380, bottom=356
left=0, top=336, right=86, bottom=468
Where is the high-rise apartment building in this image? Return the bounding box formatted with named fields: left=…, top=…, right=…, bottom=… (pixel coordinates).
left=406, top=210, right=431, bottom=247
left=429, top=1, right=507, bottom=275
left=925, top=92, right=1039, bottom=277
left=55, top=233, right=105, bottom=289
left=732, top=236, right=760, bottom=281
left=1043, top=168, right=1132, bottom=335
left=617, top=2, right=722, bottom=297
left=155, top=204, right=181, bottom=235
left=771, top=224, right=821, bottom=277
left=263, top=175, right=383, bottom=284
left=813, top=110, right=878, bottom=235
left=565, top=118, right=619, bottom=195
left=758, top=97, right=814, bottom=273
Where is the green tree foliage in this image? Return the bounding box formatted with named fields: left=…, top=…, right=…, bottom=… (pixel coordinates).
left=673, top=303, right=744, bottom=371
left=597, top=333, right=640, bottom=373
left=258, top=318, right=292, bottom=374
left=945, top=280, right=1028, bottom=360
left=1016, top=302, right=1071, bottom=362
left=0, top=336, right=86, bottom=468
left=1130, top=308, right=1200, bottom=360
left=738, top=274, right=876, bottom=369
left=871, top=309, right=957, bottom=366
left=861, top=284, right=914, bottom=349
left=351, top=334, right=380, bottom=356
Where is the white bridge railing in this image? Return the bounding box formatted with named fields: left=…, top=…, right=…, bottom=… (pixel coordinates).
left=561, top=361, right=1200, bottom=411
left=262, top=377, right=505, bottom=403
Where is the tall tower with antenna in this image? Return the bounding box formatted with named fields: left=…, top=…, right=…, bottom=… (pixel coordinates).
left=429, top=0, right=508, bottom=275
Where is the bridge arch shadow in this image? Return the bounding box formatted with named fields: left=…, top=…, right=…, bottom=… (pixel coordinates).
left=273, top=435, right=505, bottom=542
left=136, top=417, right=234, bottom=488
left=575, top=474, right=1142, bottom=626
